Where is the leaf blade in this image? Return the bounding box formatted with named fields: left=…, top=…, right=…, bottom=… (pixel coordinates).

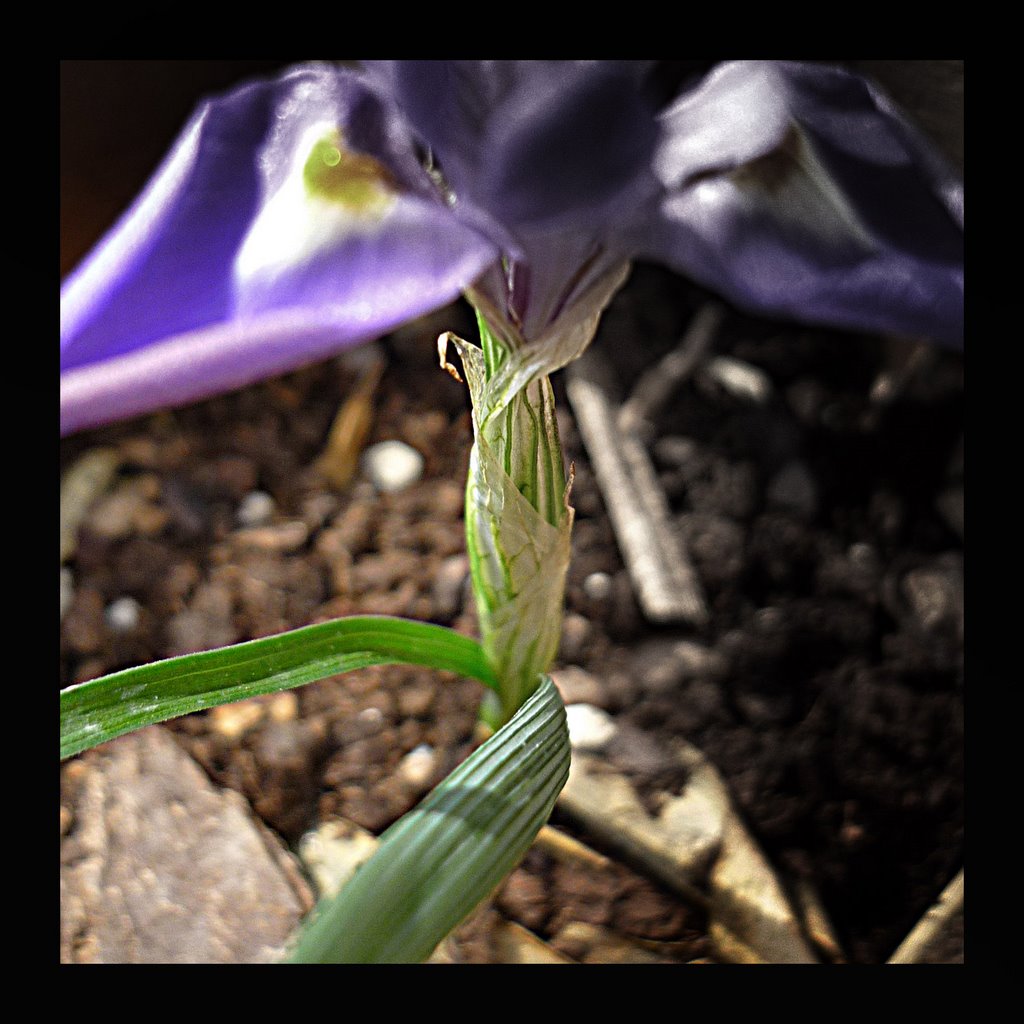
left=286, top=674, right=570, bottom=963
left=60, top=615, right=497, bottom=760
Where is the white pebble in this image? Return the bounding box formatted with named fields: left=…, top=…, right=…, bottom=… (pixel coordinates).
left=582, top=571, right=613, bottom=600
left=362, top=440, right=424, bottom=493
left=398, top=744, right=436, bottom=788
left=704, top=355, right=773, bottom=404
left=105, top=596, right=141, bottom=632
left=565, top=703, right=618, bottom=751
left=237, top=490, right=276, bottom=527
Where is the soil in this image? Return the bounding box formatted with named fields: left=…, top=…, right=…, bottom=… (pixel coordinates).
left=59, top=261, right=964, bottom=964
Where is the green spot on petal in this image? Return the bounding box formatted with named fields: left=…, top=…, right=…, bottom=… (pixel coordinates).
left=303, top=130, right=396, bottom=214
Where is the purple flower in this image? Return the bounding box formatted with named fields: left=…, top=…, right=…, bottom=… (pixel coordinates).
left=60, top=60, right=963, bottom=436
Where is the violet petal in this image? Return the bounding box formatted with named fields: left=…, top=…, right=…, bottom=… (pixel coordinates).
left=646, top=61, right=963, bottom=346
left=61, top=63, right=496, bottom=435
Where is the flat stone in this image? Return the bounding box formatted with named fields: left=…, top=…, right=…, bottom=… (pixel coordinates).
left=61, top=727, right=313, bottom=963
left=565, top=704, right=618, bottom=750
left=552, top=666, right=607, bottom=708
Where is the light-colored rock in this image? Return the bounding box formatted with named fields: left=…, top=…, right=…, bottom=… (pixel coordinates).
left=582, top=571, right=613, bottom=601
left=362, top=440, right=424, bottom=493
left=558, top=612, right=592, bottom=663
left=398, top=744, right=437, bottom=788
left=236, top=490, right=276, bottom=527
left=298, top=817, right=380, bottom=900
left=231, top=520, right=309, bottom=552
left=432, top=554, right=469, bottom=619
left=552, top=666, right=606, bottom=708
left=209, top=699, right=266, bottom=740
left=565, top=704, right=618, bottom=750
left=104, top=596, right=141, bottom=633
left=703, top=355, right=773, bottom=404
left=903, top=554, right=964, bottom=636
left=60, top=727, right=313, bottom=963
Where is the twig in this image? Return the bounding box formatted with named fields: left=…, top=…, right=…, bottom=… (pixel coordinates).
left=619, top=302, right=724, bottom=435
left=567, top=353, right=708, bottom=626
left=887, top=869, right=964, bottom=964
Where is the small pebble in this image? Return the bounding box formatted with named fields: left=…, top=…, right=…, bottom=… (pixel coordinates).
left=432, top=554, right=470, bottom=620
left=358, top=707, right=384, bottom=727
left=104, top=596, right=141, bottom=633
left=582, top=571, right=613, bottom=601
left=60, top=567, right=74, bottom=622
left=299, top=818, right=379, bottom=899
left=231, top=520, right=309, bottom=552
left=236, top=490, right=276, bottom=527
left=362, top=440, right=424, bottom=493
left=552, top=666, right=606, bottom=707
left=268, top=691, right=299, bottom=723
left=703, top=355, right=773, bottom=404
left=398, top=744, right=436, bottom=788
left=565, top=704, right=618, bottom=750
left=903, top=559, right=964, bottom=634
left=210, top=699, right=265, bottom=740
left=559, top=612, right=592, bottom=663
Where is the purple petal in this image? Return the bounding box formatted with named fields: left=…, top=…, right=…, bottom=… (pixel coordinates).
left=365, top=61, right=659, bottom=235
left=61, top=63, right=496, bottom=435
left=645, top=61, right=963, bottom=346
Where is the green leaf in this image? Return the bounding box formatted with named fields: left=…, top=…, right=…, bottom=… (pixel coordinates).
left=286, top=674, right=570, bottom=963
left=60, top=616, right=497, bottom=761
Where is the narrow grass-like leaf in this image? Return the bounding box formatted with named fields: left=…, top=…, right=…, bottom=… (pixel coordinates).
left=286, top=674, right=570, bottom=963
left=60, top=616, right=497, bottom=760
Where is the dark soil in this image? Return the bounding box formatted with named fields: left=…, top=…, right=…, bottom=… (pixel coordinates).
left=59, top=263, right=964, bottom=964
